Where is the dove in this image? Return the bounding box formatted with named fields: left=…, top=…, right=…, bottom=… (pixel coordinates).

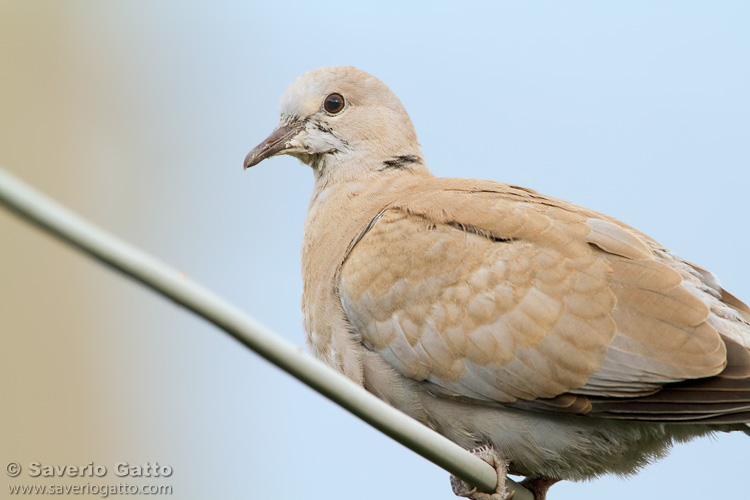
left=244, top=66, right=750, bottom=500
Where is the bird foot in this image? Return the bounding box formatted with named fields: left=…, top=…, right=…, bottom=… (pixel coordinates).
left=519, top=477, right=560, bottom=500
left=450, top=445, right=515, bottom=500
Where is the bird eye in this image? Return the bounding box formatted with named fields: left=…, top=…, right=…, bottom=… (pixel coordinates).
left=323, top=93, right=345, bottom=114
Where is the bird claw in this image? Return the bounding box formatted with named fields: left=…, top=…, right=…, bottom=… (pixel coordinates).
left=519, top=476, right=560, bottom=500
left=450, top=445, right=515, bottom=500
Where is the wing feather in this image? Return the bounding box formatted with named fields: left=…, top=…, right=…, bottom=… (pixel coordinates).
left=339, top=179, right=750, bottom=422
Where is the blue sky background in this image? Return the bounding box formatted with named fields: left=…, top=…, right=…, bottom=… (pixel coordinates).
left=1, top=2, right=748, bottom=499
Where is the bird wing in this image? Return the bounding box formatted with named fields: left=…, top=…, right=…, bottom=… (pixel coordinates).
left=339, top=177, right=750, bottom=422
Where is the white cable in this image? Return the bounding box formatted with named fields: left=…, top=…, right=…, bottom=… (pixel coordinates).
left=0, top=166, right=533, bottom=499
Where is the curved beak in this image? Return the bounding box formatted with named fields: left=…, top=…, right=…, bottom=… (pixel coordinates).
left=244, top=123, right=303, bottom=170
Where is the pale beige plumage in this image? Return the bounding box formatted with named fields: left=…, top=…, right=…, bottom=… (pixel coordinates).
left=245, top=66, right=750, bottom=499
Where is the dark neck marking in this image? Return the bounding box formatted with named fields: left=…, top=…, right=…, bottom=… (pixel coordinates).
left=380, top=155, right=422, bottom=170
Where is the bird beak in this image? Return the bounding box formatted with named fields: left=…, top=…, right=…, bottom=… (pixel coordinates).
left=244, top=123, right=303, bottom=170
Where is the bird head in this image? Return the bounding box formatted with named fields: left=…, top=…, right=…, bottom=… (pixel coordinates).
left=244, top=66, right=425, bottom=178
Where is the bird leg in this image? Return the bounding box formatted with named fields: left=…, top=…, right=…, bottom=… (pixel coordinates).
left=519, top=476, right=560, bottom=500
left=450, top=445, right=515, bottom=500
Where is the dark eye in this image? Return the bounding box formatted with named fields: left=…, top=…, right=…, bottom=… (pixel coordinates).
left=323, top=93, right=345, bottom=114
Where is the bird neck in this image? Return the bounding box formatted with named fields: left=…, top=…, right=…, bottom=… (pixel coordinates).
left=310, top=137, right=427, bottom=185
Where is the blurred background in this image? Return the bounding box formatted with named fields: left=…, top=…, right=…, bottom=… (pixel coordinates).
left=1, top=1, right=748, bottom=499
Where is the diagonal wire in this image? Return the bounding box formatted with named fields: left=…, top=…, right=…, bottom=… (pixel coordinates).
left=0, top=166, right=533, bottom=499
